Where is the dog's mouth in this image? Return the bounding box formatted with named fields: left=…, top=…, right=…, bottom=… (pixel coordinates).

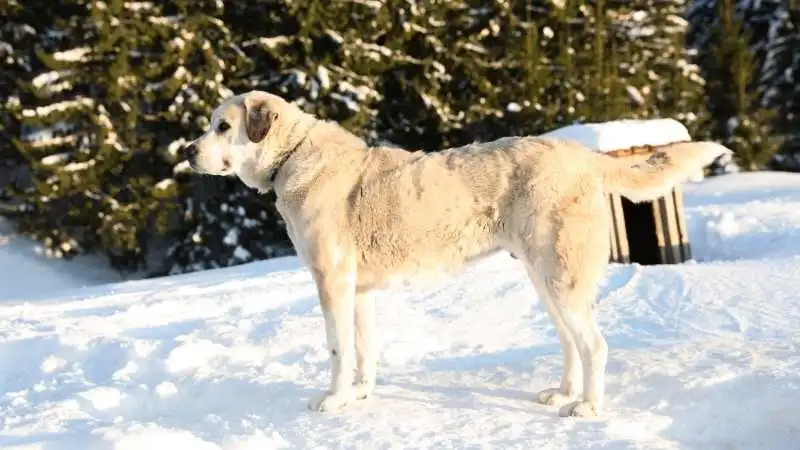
left=188, top=159, right=234, bottom=176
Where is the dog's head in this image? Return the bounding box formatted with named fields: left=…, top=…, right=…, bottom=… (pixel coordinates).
left=182, top=91, right=305, bottom=188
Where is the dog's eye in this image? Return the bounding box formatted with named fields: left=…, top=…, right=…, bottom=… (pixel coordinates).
left=217, top=121, right=230, bottom=133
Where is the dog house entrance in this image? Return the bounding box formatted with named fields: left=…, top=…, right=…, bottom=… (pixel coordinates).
left=607, top=188, right=692, bottom=265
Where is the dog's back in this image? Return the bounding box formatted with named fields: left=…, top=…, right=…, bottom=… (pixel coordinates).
left=344, top=136, right=595, bottom=290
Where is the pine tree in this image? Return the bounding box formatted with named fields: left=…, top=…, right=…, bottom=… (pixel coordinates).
left=480, top=0, right=707, bottom=137
left=759, top=5, right=799, bottom=170
left=161, top=0, right=399, bottom=274
left=372, top=0, right=471, bottom=150
left=468, top=1, right=554, bottom=138
left=2, top=0, right=750, bottom=276
left=552, top=0, right=708, bottom=135
left=12, top=0, right=182, bottom=270
left=581, top=0, right=637, bottom=122
left=0, top=0, right=35, bottom=207
left=147, top=0, right=290, bottom=275
left=620, top=0, right=708, bottom=135
left=546, top=0, right=590, bottom=125
left=10, top=0, right=102, bottom=260
left=700, top=0, right=778, bottom=170
left=228, top=0, right=386, bottom=138
left=435, top=1, right=564, bottom=142
left=688, top=0, right=790, bottom=171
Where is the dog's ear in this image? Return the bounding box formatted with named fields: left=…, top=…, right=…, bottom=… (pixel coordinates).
left=244, top=98, right=279, bottom=143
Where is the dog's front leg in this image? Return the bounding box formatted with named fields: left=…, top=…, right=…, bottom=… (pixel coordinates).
left=354, top=291, right=376, bottom=400
left=308, top=265, right=357, bottom=412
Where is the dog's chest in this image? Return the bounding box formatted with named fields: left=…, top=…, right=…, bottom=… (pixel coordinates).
left=274, top=199, right=308, bottom=259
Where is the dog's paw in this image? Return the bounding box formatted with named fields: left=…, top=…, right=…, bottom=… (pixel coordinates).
left=354, top=379, right=375, bottom=400
left=534, top=388, right=578, bottom=407
left=308, top=390, right=356, bottom=412
left=558, top=400, right=600, bottom=418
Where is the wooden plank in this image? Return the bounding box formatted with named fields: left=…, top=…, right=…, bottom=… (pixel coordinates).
left=658, top=190, right=682, bottom=264
left=616, top=200, right=630, bottom=263
left=651, top=197, right=668, bottom=264
left=608, top=194, right=622, bottom=262
left=672, top=186, right=692, bottom=261
left=607, top=195, right=619, bottom=263
left=608, top=194, right=630, bottom=263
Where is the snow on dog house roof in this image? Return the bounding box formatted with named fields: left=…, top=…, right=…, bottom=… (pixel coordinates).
left=539, top=118, right=691, bottom=153
left=539, top=118, right=703, bottom=182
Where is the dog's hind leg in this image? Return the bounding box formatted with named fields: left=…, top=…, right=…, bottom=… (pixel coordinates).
left=543, top=225, right=609, bottom=418
left=354, top=291, right=377, bottom=400
left=557, top=299, right=608, bottom=418
left=526, top=269, right=582, bottom=407
left=523, top=188, right=610, bottom=417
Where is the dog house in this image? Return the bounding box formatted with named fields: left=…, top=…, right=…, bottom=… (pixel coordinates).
left=603, top=146, right=692, bottom=265
left=606, top=190, right=692, bottom=264
left=540, top=119, right=699, bottom=266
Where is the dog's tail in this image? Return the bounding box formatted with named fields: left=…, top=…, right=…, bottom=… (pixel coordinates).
left=597, top=141, right=732, bottom=203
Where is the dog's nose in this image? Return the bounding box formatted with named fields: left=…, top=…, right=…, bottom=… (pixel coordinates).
left=181, top=143, right=198, bottom=162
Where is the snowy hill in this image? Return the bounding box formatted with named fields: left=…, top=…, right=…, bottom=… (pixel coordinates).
left=1, top=172, right=800, bottom=449
left=0, top=218, right=128, bottom=302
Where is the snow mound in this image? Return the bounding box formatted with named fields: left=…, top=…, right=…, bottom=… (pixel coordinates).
left=0, top=172, right=799, bottom=448
left=540, top=118, right=691, bottom=153
left=540, top=118, right=706, bottom=182
left=0, top=218, right=128, bottom=302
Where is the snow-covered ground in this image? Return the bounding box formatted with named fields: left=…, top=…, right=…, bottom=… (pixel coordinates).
left=1, top=171, right=800, bottom=449
left=0, top=218, right=128, bottom=302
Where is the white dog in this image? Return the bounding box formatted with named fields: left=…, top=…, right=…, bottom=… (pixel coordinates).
left=184, top=90, right=730, bottom=417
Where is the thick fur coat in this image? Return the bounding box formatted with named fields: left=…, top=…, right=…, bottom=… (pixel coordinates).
left=184, top=91, right=731, bottom=417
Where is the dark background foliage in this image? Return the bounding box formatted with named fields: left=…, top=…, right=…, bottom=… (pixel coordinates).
left=0, top=0, right=796, bottom=275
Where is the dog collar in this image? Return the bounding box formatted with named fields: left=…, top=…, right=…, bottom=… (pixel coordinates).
left=268, top=139, right=304, bottom=184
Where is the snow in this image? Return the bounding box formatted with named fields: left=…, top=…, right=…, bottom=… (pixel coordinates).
left=30, top=70, right=74, bottom=95
left=0, top=218, right=126, bottom=302
left=461, top=42, right=489, bottom=54
left=232, top=246, right=252, bottom=261
left=22, top=99, right=94, bottom=119
left=40, top=153, right=70, bottom=166
left=352, top=40, right=393, bottom=61
left=323, top=29, right=344, bottom=45
left=682, top=172, right=800, bottom=261
left=223, top=228, right=239, bottom=246
left=166, top=139, right=186, bottom=158
left=330, top=93, right=360, bottom=112
left=52, top=47, right=91, bottom=63
left=27, top=136, right=78, bottom=150
left=337, top=80, right=378, bottom=102
left=148, top=15, right=180, bottom=27
left=249, top=36, right=290, bottom=50
left=124, top=1, right=153, bottom=11
left=1, top=172, right=800, bottom=449
left=626, top=85, right=646, bottom=106
left=315, top=65, right=331, bottom=91
left=22, top=121, right=78, bottom=150
left=153, top=179, right=175, bottom=191
left=24, top=122, right=75, bottom=146
left=540, top=118, right=693, bottom=153
left=63, top=160, right=96, bottom=172
left=348, top=0, right=383, bottom=9
left=541, top=119, right=705, bottom=180
left=172, top=160, right=193, bottom=175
